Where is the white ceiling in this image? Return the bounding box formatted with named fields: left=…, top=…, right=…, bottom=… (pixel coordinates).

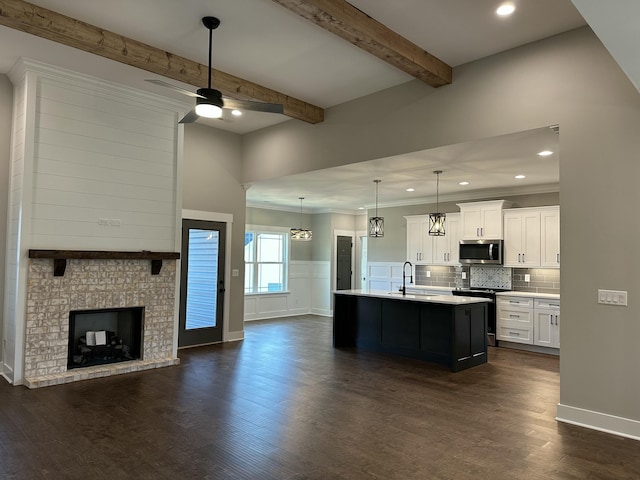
left=0, top=0, right=637, bottom=212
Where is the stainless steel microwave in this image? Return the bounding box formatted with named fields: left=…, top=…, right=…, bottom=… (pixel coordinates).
left=459, top=239, right=504, bottom=265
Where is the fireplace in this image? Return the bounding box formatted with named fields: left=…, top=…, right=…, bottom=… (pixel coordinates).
left=68, top=307, right=144, bottom=369
left=21, top=255, right=180, bottom=388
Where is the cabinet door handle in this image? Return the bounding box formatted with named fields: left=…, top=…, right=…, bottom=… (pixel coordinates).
left=555, top=315, right=559, bottom=326
left=557, top=253, right=560, bottom=264
left=480, top=227, right=484, bottom=237
left=476, top=227, right=480, bottom=237
left=522, top=253, right=525, bottom=263
left=549, top=314, right=553, bottom=325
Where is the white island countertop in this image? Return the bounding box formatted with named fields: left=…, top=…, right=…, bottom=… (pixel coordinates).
left=334, top=289, right=492, bottom=305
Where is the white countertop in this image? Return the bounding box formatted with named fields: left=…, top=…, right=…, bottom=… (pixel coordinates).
left=404, top=285, right=453, bottom=293
left=334, top=289, right=492, bottom=305
left=495, top=291, right=560, bottom=300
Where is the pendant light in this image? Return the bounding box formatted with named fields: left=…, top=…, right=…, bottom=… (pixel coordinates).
left=290, top=197, right=312, bottom=241
left=369, top=179, right=384, bottom=238
left=428, top=170, right=446, bottom=236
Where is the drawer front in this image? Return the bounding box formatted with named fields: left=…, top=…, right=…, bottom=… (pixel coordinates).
left=497, top=307, right=533, bottom=327
left=498, top=325, right=533, bottom=344
left=497, top=296, right=534, bottom=308
left=534, top=298, right=560, bottom=310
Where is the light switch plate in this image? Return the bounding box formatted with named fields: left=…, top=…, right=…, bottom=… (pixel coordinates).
left=598, top=289, right=628, bottom=306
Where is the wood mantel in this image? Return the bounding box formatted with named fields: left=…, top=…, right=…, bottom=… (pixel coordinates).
left=28, top=250, right=180, bottom=276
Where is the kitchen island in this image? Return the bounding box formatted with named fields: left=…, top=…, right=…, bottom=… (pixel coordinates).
left=333, top=290, right=491, bottom=372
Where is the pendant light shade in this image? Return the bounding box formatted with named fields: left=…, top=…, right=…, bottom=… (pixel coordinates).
left=369, top=179, right=384, bottom=237
left=290, top=197, right=312, bottom=241
left=428, top=170, right=446, bottom=236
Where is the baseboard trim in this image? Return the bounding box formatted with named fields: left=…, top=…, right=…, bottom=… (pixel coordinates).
left=226, top=330, right=244, bottom=342
left=556, top=403, right=640, bottom=441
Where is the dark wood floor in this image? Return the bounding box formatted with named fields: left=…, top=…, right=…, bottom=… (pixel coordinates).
left=1, top=315, right=639, bottom=479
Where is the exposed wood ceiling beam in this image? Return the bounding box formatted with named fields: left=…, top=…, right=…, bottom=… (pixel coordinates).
left=0, top=0, right=324, bottom=124
left=272, top=0, right=452, bottom=88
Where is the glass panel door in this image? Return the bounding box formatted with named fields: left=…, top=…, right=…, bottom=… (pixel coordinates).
left=178, top=219, right=225, bottom=347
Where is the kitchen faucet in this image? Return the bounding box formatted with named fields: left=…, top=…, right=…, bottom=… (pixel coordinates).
left=401, top=261, right=413, bottom=296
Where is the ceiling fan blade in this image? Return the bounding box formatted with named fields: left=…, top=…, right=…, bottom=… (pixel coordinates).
left=146, top=79, right=206, bottom=99
left=223, top=97, right=284, bottom=114
left=179, top=108, right=200, bottom=124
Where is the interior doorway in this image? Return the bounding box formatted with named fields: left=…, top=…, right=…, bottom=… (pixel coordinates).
left=336, top=235, right=353, bottom=290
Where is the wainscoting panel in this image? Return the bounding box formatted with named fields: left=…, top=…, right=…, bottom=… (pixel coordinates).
left=244, top=261, right=331, bottom=321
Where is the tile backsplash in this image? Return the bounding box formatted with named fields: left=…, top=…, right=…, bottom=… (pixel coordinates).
left=415, top=264, right=559, bottom=294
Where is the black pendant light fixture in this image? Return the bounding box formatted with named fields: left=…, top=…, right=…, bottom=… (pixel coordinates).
left=428, top=170, right=446, bottom=236
left=290, top=197, right=312, bottom=241
left=369, top=179, right=384, bottom=238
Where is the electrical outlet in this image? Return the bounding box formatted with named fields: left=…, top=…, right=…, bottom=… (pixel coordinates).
left=461, top=272, right=467, bottom=280
left=426, top=271, right=431, bottom=278
left=598, top=289, right=628, bottom=306
left=524, top=274, right=531, bottom=282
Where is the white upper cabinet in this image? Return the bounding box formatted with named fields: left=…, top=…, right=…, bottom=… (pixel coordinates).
left=433, top=213, right=460, bottom=265
left=458, top=200, right=512, bottom=239
left=503, top=206, right=560, bottom=269
left=405, top=215, right=432, bottom=264
left=503, top=209, right=542, bottom=267
left=540, top=206, right=560, bottom=268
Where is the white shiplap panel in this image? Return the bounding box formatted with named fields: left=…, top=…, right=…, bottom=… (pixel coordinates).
left=33, top=168, right=175, bottom=202
left=39, top=78, right=178, bottom=128
left=35, top=129, right=174, bottom=167
left=32, top=188, right=173, bottom=216
left=33, top=204, right=175, bottom=227
left=37, top=112, right=176, bottom=154
left=35, top=143, right=175, bottom=179
left=29, top=71, right=179, bottom=252
left=38, top=93, right=176, bottom=139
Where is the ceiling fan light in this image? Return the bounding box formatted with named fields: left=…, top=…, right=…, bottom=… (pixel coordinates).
left=195, top=102, right=223, bottom=118
left=195, top=88, right=224, bottom=118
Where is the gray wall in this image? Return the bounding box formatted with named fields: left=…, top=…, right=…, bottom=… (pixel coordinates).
left=242, top=28, right=640, bottom=425
left=182, top=123, right=246, bottom=335
left=0, top=75, right=11, bottom=352
left=246, top=206, right=312, bottom=261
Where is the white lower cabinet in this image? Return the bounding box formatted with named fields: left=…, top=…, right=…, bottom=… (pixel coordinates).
left=497, top=296, right=534, bottom=344
left=497, top=295, right=560, bottom=348
left=532, top=298, right=560, bottom=348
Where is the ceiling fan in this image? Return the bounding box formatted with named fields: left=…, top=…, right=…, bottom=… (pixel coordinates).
left=147, top=16, right=284, bottom=123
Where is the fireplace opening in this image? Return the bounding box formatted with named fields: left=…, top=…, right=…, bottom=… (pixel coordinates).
left=68, top=307, right=144, bottom=369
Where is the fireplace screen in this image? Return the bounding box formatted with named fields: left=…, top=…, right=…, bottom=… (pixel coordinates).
left=68, top=307, right=144, bottom=369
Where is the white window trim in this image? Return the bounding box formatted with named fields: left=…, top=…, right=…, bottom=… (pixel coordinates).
left=245, top=225, right=290, bottom=294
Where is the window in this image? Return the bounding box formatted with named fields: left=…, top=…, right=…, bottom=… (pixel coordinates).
left=244, top=229, right=288, bottom=293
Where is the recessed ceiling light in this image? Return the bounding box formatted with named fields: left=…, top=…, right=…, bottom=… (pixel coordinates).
left=459, top=181, right=469, bottom=186
left=515, top=174, right=526, bottom=179
left=537, top=150, right=553, bottom=156
left=406, top=188, right=415, bottom=192
left=231, top=109, right=242, bottom=116
left=496, top=3, right=515, bottom=16
left=358, top=207, right=365, bottom=210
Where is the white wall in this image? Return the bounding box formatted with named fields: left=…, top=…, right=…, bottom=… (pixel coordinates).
left=241, top=28, right=640, bottom=438
left=0, top=75, right=12, bottom=379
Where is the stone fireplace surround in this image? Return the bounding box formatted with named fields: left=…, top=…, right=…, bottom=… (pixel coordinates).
left=24, top=253, right=180, bottom=388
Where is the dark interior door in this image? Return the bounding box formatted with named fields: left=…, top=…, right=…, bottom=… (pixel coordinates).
left=178, top=219, right=226, bottom=347
left=336, top=235, right=352, bottom=290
